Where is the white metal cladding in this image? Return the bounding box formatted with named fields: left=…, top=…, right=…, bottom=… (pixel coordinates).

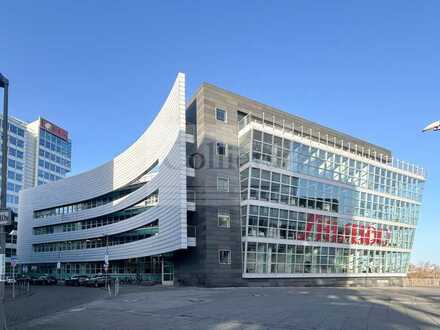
left=18, top=73, right=188, bottom=264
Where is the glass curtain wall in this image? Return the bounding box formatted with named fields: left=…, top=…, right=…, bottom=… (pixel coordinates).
left=239, top=126, right=423, bottom=277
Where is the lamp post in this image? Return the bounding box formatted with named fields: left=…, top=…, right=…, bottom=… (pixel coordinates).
left=422, top=120, right=440, bottom=133
left=57, top=251, right=61, bottom=283
left=0, top=72, right=9, bottom=330
left=104, top=235, right=109, bottom=293
left=9, top=230, right=16, bottom=301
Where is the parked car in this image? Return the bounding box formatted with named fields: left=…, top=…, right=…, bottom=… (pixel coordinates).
left=44, top=275, right=58, bottom=285
left=85, top=274, right=106, bottom=287
left=16, top=275, right=31, bottom=283
left=31, top=274, right=58, bottom=285
left=65, top=275, right=90, bottom=286
left=30, top=275, right=44, bottom=285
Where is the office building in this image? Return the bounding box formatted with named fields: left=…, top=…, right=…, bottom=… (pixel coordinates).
left=17, top=73, right=424, bottom=286
left=3, top=117, right=71, bottom=276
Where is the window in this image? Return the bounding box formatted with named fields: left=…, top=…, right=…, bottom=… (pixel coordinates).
left=215, top=108, right=227, bottom=122
left=218, top=209, right=231, bottom=228
left=17, top=127, right=25, bottom=137
left=9, top=124, right=18, bottom=134
left=217, top=176, right=230, bottom=192
left=219, top=250, right=231, bottom=264
left=216, top=142, right=227, bottom=156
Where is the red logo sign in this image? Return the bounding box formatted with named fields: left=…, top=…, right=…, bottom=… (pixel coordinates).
left=297, top=214, right=392, bottom=246
left=40, top=118, right=69, bottom=141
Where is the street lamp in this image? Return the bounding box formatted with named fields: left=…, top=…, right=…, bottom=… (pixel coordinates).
left=9, top=231, right=16, bottom=300
left=0, top=72, right=9, bottom=330
left=422, top=120, right=440, bottom=133
left=0, top=73, right=9, bottom=209
left=104, top=234, right=109, bottom=292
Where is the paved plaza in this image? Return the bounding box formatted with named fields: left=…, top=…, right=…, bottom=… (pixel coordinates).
left=4, top=285, right=440, bottom=330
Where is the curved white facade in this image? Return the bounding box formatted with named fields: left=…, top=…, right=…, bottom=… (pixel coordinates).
left=18, top=73, right=188, bottom=264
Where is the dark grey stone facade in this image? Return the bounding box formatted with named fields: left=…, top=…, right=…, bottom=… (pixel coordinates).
left=174, top=83, right=406, bottom=288
left=175, top=85, right=244, bottom=287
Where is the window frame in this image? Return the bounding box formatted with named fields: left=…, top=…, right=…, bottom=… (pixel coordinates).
left=217, top=176, right=230, bottom=192
left=215, top=108, right=227, bottom=123
left=216, top=141, right=228, bottom=157
left=217, top=209, right=231, bottom=228
left=218, top=249, right=231, bottom=264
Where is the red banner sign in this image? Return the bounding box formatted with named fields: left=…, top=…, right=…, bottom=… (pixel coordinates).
left=40, top=118, right=69, bottom=141
left=297, top=214, right=392, bottom=246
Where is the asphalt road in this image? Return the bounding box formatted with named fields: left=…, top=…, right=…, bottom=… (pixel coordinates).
left=4, top=285, right=107, bottom=327
left=5, top=286, right=440, bottom=330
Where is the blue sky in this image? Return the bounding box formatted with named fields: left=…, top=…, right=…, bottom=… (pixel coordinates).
left=1, top=1, right=439, bottom=264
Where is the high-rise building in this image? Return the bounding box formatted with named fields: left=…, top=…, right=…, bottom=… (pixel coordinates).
left=26, top=118, right=72, bottom=187
left=17, top=74, right=425, bottom=287
left=2, top=117, right=71, bottom=276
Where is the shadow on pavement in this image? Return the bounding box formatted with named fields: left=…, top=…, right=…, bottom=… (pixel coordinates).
left=5, top=286, right=440, bottom=330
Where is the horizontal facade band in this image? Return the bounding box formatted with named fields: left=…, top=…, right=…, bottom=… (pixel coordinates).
left=244, top=236, right=412, bottom=253
left=241, top=160, right=421, bottom=206
left=242, top=272, right=407, bottom=279
left=241, top=200, right=416, bottom=229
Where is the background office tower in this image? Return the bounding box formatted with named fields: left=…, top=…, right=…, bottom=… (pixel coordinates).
left=18, top=73, right=424, bottom=287
left=2, top=117, right=71, bottom=277
left=26, top=118, right=72, bottom=187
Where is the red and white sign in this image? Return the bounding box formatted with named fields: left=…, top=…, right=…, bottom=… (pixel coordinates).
left=40, top=118, right=69, bottom=141
left=296, top=214, right=392, bottom=246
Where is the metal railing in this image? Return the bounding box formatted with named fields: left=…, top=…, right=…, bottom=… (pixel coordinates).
left=4, top=279, right=31, bottom=301
left=238, top=113, right=426, bottom=177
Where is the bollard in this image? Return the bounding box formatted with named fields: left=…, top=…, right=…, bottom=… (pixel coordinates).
left=12, top=266, right=15, bottom=300
left=114, top=278, right=119, bottom=296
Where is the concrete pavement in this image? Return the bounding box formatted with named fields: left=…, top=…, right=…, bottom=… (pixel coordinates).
left=6, top=286, right=440, bottom=330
